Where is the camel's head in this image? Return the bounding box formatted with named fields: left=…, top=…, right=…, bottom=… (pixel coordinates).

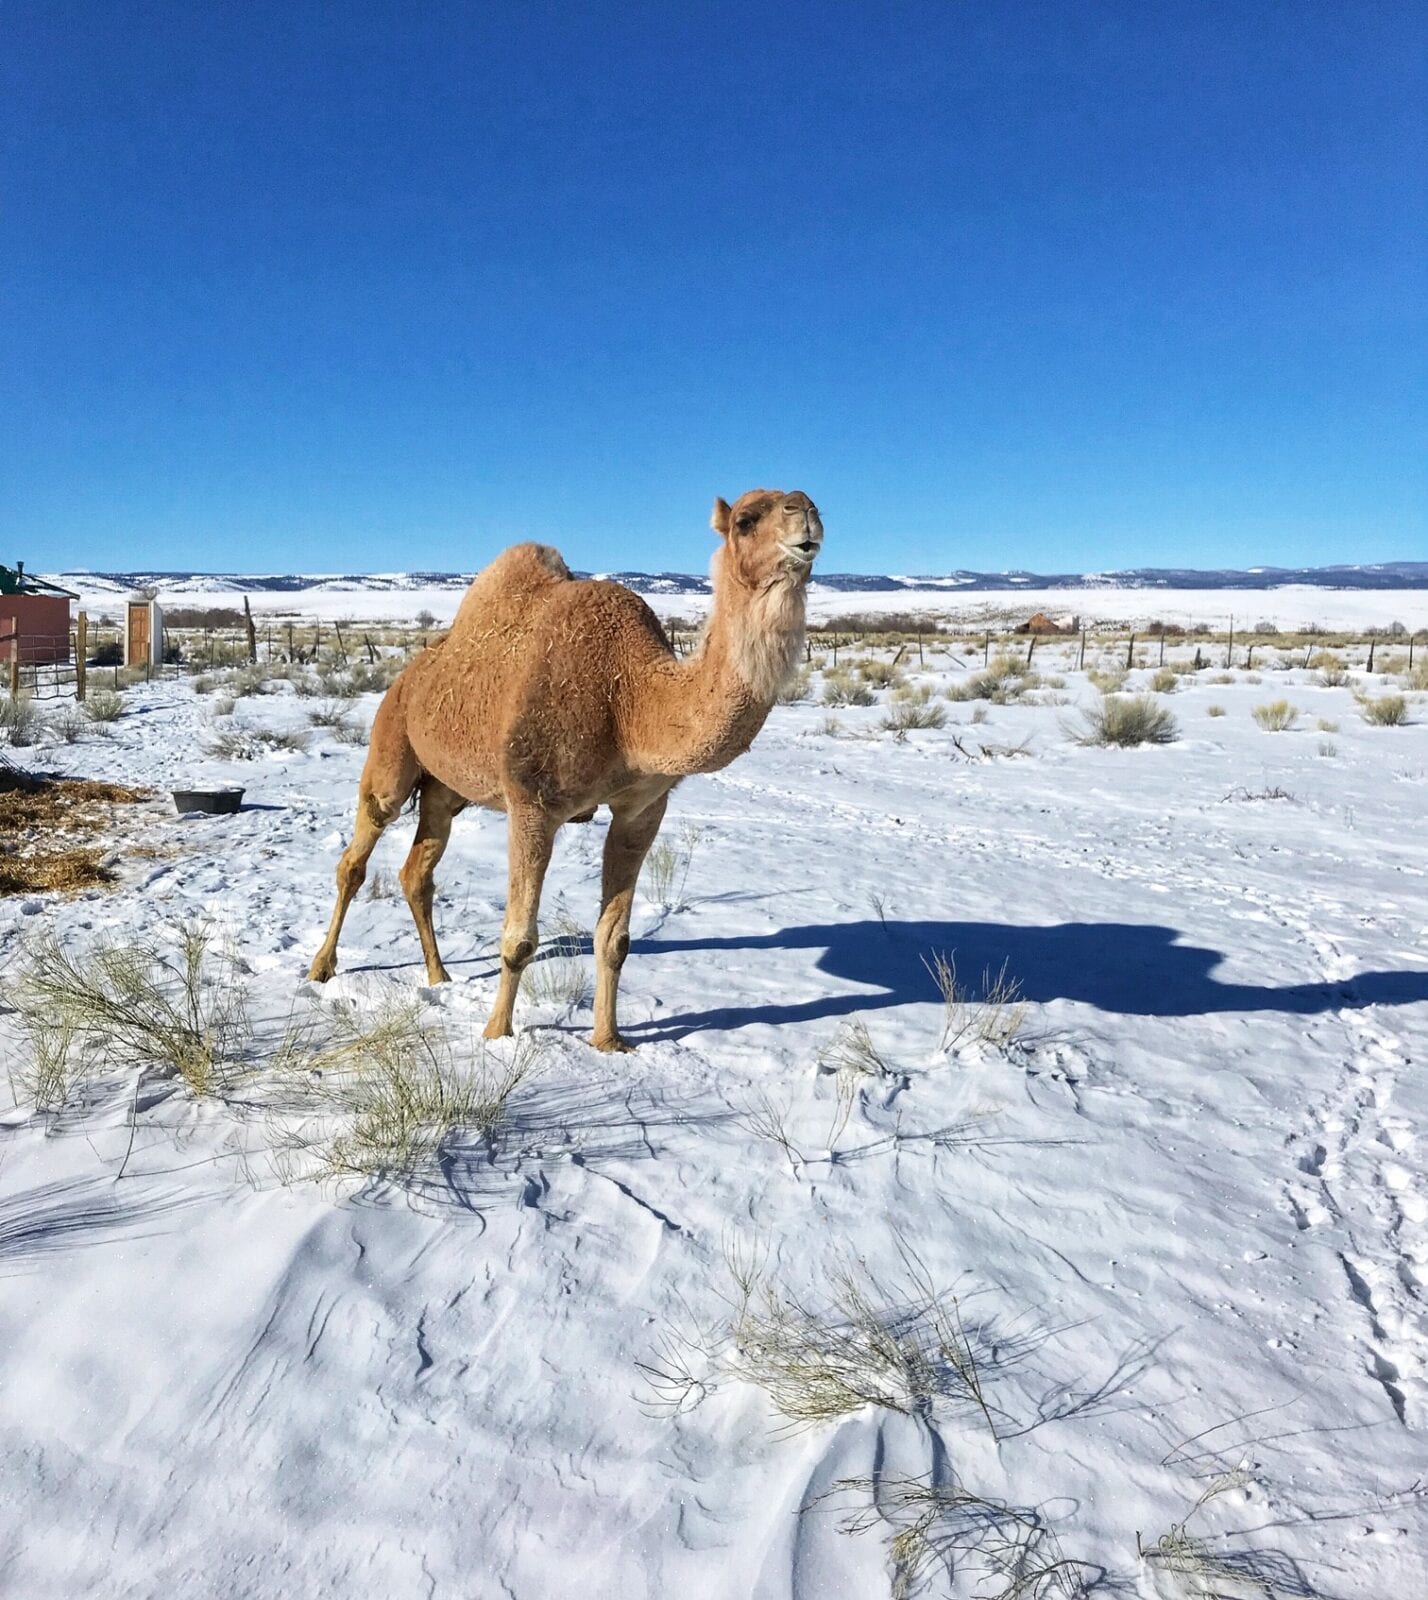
left=711, top=489, right=823, bottom=589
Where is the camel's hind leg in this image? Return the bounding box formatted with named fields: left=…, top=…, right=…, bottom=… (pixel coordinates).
left=307, top=695, right=419, bottom=983
left=483, top=801, right=558, bottom=1040
left=591, top=792, right=669, bottom=1053
left=398, top=778, right=467, bottom=985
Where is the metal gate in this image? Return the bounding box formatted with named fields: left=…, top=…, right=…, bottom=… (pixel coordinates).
left=1, top=631, right=81, bottom=699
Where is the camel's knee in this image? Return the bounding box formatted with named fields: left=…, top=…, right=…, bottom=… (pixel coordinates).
left=596, top=927, right=630, bottom=970
left=337, top=853, right=368, bottom=898
left=398, top=854, right=432, bottom=903
left=362, top=789, right=404, bottom=829
left=500, top=931, right=537, bottom=972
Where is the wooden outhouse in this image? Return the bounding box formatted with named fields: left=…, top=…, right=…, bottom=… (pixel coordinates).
left=124, top=597, right=165, bottom=667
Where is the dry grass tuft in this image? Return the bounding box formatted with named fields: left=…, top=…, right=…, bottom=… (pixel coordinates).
left=818, top=1019, right=896, bottom=1144
left=83, top=689, right=125, bottom=723
left=822, top=670, right=876, bottom=707
left=727, top=1243, right=996, bottom=1430
left=923, top=950, right=1027, bottom=1051
left=524, top=911, right=590, bottom=1015
left=643, top=826, right=701, bottom=911
left=1251, top=699, right=1297, bottom=731
left=1137, top=1470, right=1256, bottom=1594
left=778, top=665, right=812, bottom=704
left=272, top=1000, right=546, bottom=1182
left=1076, top=694, right=1178, bottom=747
left=0, top=694, right=42, bottom=746
left=306, top=699, right=355, bottom=732
left=1312, top=650, right=1348, bottom=687
left=1086, top=667, right=1128, bottom=695
left=1361, top=693, right=1409, bottom=726
left=948, top=656, right=1038, bottom=704
left=813, top=1475, right=1092, bottom=1600
left=6, top=920, right=248, bottom=1106
left=883, top=701, right=947, bottom=733
left=856, top=657, right=905, bottom=688
left=208, top=726, right=310, bottom=759
left=639, top=1242, right=997, bottom=1435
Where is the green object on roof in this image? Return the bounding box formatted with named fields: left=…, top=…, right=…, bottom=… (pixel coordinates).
left=0, top=563, right=77, bottom=598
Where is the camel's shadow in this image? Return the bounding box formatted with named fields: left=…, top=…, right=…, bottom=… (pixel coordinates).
left=628, top=917, right=1428, bottom=1041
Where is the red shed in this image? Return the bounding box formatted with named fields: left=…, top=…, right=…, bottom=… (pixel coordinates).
left=0, top=593, right=73, bottom=665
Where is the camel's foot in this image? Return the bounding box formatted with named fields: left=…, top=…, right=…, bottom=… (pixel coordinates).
left=424, top=964, right=452, bottom=985
left=482, top=1015, right=514, bottom=1041
left=307, top=953, right=337, bottom=983
left=591, top=1030, right=636, bottom=1054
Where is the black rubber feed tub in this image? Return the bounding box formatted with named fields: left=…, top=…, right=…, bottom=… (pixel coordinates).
left=172, top=788, right=245, bottom=816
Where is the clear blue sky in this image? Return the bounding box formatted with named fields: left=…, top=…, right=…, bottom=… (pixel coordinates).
left=5, top=1, right=1425, bottom=576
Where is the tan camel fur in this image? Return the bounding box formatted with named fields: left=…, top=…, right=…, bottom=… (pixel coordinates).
left=307, top=489, right=823, bottom=1051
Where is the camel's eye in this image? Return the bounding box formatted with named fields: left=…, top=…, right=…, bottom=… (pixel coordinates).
left=735, top=514, right=758, bottom=534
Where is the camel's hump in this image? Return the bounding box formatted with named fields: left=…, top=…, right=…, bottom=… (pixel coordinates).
left=484, top=542, right=572, bottom=587
left=450, top=542, right=573, bottom=629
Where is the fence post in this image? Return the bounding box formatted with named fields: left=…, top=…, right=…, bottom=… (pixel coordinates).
left=8, top=655, right=19, bottom=698
left=1125, top=633, right=1135, bottom=670
left=983, top=632, right=990, bottom=667
left=76, top=612, right=88, bottom=702
left=243, top=596, right=257, bottom=663
left=1366, top=638, right=1375, bottom=673
left=1078, top=629, right=1086, bottom=671
left=1226, top=618, right=1234, bottom=669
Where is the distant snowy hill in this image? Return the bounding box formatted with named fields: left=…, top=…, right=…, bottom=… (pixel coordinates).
left=40, top=560, right=1428, bottom=599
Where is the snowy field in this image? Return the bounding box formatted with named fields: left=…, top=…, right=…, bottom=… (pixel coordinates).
left=59, top=574, right=1428, bottom=636
left=2, top=623, right=1427, bottom=1597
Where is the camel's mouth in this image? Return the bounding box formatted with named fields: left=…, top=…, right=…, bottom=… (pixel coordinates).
left=782, top=539, right=821, bottom=569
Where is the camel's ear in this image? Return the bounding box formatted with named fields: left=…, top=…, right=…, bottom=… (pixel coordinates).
left=711, top=497, right=733, bottom=537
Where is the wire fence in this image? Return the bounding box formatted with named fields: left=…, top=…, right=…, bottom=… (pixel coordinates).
left=2, top=611, right=1423, bottom=704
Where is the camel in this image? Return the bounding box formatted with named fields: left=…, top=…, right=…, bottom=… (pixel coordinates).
left=307, top=489, right=823, bottom=1051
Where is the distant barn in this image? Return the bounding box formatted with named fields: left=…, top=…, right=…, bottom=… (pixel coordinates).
left=1015, top=611, right=1078, bottom=635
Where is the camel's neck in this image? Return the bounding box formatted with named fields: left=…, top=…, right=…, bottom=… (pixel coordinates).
left=631, top=562, right=807, bottom=776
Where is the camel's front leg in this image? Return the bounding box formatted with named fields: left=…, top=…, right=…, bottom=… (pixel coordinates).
left=591, top=793, right=669, bottom=1053
left=483, top=803, right=558, bottom=1039
left=308, top=790, right=403, bottom=982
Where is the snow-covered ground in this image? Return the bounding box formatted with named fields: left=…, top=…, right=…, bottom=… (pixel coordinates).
left=2, top=634, right=1427, bottom=1597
